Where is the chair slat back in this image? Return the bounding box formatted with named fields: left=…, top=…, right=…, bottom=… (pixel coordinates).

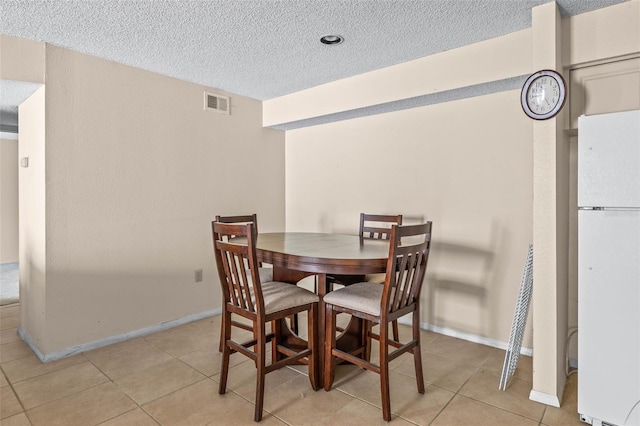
left=215, top=214, right=258, bottom=238
left=213, top=222, right=264, bottom=314
left=360, top=213, right=403, bottom=241
left=215, top=214, right=267, bottom=267
left=382, top=222, right=432, bottom=315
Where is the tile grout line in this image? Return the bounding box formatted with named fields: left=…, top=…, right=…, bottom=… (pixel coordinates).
left=2, top=307, right=551, bottom=425
left=426, top=365, right=481, bottom=425
left=20, top=376, right=111, bottom=421
left=1, top=364, right=30, bottom=421
left=450, top=364, right=548, bottom=425
left=539, top=406, right=548, bottom=426
left=86, top=335, right=218, bottom=426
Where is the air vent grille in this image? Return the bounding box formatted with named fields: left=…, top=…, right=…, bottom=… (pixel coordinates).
left=204, top=92, right=230, bottom=114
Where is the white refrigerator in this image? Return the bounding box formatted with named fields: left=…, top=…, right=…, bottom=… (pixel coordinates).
left=578, top=110, right=640, bottom=426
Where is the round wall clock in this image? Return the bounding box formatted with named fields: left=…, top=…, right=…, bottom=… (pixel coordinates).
left=521, top=70, right=567, bottom=120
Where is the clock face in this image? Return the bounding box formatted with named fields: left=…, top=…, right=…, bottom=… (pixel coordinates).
left=521, top=70, right=566, bottom=120
left=527, top=76, right=561, bottom=114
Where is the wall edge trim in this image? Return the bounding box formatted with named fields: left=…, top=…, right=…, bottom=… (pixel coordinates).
left=398, top=317, right=533, bottom=357
left=18, top=311, right=534, bottom=364
left=18, top=308, right=222, bottom=363
left=0, top=131, right=19, bottom=140
left=529, top=389, right=561, bottom=407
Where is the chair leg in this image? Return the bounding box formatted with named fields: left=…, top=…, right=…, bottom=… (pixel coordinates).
left=218, top=306, right=227, bottom=352
left=272, top=319, right=280, bottom=365
left=412, top=309, right=425, bottom=394
left=363, top=320, right=373, bottom=362
left=324, top=304, right=337, bottom=391
left=308, top=303, right=319, bottom=391
left=379, top=322, right=392, bottom=422
left=392, top=319, right=400, bottom=342
left=254, top=322, right=266, bottom=422
left=218, top=310, right=232, bottom=394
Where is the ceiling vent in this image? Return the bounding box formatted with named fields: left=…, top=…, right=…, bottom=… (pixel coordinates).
left=204, top=91, right=230, bottom=114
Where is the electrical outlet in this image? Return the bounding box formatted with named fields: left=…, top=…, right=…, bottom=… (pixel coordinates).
left=194, top=269, right=203, bottom=282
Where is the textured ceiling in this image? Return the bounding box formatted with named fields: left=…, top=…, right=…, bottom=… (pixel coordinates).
left=0, top=0, right=628, bottom=129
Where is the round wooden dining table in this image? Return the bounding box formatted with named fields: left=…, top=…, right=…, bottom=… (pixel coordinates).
left=255, top=232, right=389, bottom=276
left=254, top=232, right=391, bottom=387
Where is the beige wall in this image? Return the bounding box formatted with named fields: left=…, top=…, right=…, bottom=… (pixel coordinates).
left=278, top=3, right=538, bottom=355
left=1, top=137, right=19, bottom=263
left=18, top=86, right=47, bottom=348
left=0, top=35, right=45, bottom=267
left=0, top=35, right=45, bottom=83
left=286, top=91, right=533, bottom=346
left=563, top=0, right=640, bottom=67
left=14, top=42, right=285, bottom=356
left=272, top=0, right=640, bottom=407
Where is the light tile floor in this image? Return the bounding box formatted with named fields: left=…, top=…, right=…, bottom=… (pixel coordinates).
left=1, top=303, right=582, bottom=425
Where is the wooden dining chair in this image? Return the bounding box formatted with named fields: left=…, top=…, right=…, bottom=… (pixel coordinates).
left=215, top=214, right=273, bottom=283
left=327, top=213, right=403, bottom=340
left=215, top=214, right=274, bottom=352
left=323, top=222, right=432, bottom=421
left=213, top=222, right=319, bottom=422
left=359, top=213, right=403, bottom=241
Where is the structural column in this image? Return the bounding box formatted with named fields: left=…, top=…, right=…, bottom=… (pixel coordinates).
left=530, top=2, right=570, bottom=406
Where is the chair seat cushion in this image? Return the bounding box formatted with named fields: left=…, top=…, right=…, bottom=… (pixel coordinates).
left=323, top=282, right=383, bottom=317
left=262, top=281, right=319, bottom=315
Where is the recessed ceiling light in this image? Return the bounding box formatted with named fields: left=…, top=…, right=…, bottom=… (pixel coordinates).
left=320, top=35, right=343, bottom=45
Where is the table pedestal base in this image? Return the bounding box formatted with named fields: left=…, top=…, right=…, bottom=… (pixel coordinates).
left=272, top=267, right=367, bottom=388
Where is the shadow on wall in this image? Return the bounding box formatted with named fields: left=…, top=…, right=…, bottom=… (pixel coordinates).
left=323, top=212, right=429, bottom=235
left=426, top=224, right=501, bottom=336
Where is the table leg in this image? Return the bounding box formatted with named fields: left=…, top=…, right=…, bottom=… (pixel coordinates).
left=316, top=273, right=328, bottom=376
left=271, top=267, right=366, bottom=388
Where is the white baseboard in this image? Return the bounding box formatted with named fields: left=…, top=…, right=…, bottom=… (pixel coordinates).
left=17, top=328, right=47, bottom=361
left=398, top=317, right=533, bottom=356
left=0, top=132, right=18, bottom=140
left=19, top=308, right=222, bottom=363
left=400, top=318, right=565, bottom=408
left=529, top=389, right=561, bottom=407
left=21, top=310, right=531, bottom=363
